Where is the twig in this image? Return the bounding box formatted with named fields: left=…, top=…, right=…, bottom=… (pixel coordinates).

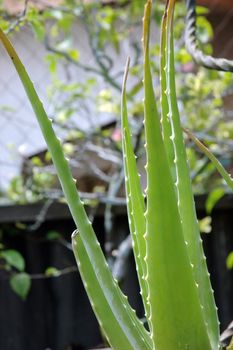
left=0, top=265, right=78, bottom=281
left=6, top=0, right=29, bottom=34
left=27, top=198, right=54, bottom=231
left=30, top=265, right=77, bottom=279
left=104, top=167, right=125, bottom=266
left=41, top=189, right=126, bottom=206
left=220, top=321, right=233, bottom=348
left=112, top=234, right=132, bottom=282
left=44, top=36, right=101, bottom=75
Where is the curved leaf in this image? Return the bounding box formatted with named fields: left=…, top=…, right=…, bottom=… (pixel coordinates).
left=160, top=1, right=220, bottom=348
left=143, top=1, right=212, bottom=348
left=10, top=273, right=31, bottom=300
left=184, top=128, right=233, bottom=191
left=72, top=231, right=152, bottom=350
left=1, top=249, right=25, bottom=271
left=121, top=58, right=149, bottom=320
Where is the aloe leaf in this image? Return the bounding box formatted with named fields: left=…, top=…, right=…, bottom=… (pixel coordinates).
left=143, top=1, right=212, bottom=349
left=72, top=230, right=152, bottom=350
left=227, top=337, right=233, bottom=350
left=160, top=1, right=220, bottom=348
left=160, top=5, right=176, bottom=181
left=184, top=128, right=233, bottom=191
left=121, top=58, right=149, bottom=320
left=0, top=28, right=152, bottom=350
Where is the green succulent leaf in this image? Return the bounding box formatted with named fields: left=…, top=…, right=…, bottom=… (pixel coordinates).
left=160, top=1, right=220, bottom=348
left=143, top=1, right=215, bottom=348
left=227, top=337, right=233, bottom=350
left=121, top=58, right=149, bottom=320
left=72, top=230, right=152, bottom=350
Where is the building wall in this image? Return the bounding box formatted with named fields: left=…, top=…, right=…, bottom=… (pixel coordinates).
left=0, top=22, right=134, bottom=190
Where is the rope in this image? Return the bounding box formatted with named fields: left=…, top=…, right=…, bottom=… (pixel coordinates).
left=185, top=0, right=233, bottom=72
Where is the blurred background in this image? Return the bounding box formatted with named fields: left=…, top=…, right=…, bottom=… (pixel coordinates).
left=0, top=0, right=233, bottom=349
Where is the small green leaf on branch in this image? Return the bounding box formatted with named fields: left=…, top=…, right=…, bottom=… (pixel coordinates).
left=10, top=273, right=31, bottom=300
left=1, top=250, right=25, bottom=271
left=45, top=267, right=61, bottom=277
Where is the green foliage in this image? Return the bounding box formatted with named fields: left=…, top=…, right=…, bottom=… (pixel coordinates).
left=46, top=230, right=61, bottom=240
left=226, top=252, right=233, bottom=270
left=7, top=176, right=28, bottom=203
left=206, top=188, right=225, bottom=214
left=0, top=249, right=25, bottom=271
left=0, top=246, right=31, bottom=299
left=9, top=272, right=31, bottom=300
left=45, top=267, right=61, bottom=277
left=185, top=128, right=233, bottom=195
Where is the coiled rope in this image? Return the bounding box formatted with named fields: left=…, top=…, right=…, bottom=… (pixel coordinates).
left=185, top=0, right=233, bottom=72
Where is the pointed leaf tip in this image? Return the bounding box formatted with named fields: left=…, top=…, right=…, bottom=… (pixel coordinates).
left=122, top=57, right=130, bottom=92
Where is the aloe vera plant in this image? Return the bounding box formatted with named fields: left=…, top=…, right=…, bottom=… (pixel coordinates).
left=1, top=0, right=231, bottom=349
